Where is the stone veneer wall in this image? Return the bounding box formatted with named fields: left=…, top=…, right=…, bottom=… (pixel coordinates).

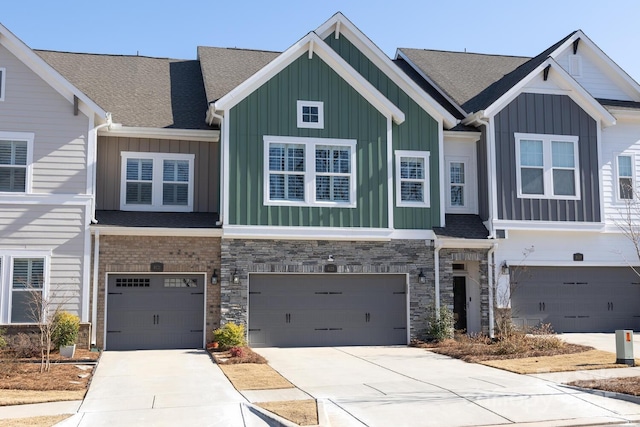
left=220, top=239, right=435, bottom=339
left=92, top=235, right=221, bottom=348
left=438, top=248, right=490, bottom=334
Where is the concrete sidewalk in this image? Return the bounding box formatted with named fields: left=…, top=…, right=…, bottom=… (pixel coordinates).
left=255, top=346, right=640, bottom=427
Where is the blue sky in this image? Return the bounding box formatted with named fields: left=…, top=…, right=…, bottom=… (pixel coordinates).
left=3, top=0, right=639, bottom=82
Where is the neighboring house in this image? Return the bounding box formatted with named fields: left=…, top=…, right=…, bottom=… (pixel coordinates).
left=202, top=13, right=495, bottom=347
left=0, top=24, right=108, bottom=345
left=36, top=51, right=221, bottom=350
left=400, top=30, right=640, bottom=333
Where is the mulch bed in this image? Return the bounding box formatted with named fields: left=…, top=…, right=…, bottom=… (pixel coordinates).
left=569, top=377, right=640, bottom=396
left=208, top=346, right=267, bottom=364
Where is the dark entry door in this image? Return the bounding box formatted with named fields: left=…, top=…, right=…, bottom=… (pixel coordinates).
left=453, top=276, right=467, bottom=331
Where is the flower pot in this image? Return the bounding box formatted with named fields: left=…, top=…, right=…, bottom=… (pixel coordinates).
left=59, top=344, right=76, bottom=358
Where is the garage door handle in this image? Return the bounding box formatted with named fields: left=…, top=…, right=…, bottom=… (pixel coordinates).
left=285, top=313, right=291, bottom=323
left=365, top=312, right=371, bottom=322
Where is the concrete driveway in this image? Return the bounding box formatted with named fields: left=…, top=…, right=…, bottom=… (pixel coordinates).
left=59, top=350, right=257, bottom=427
left=255, top=346, right=640, bottom=427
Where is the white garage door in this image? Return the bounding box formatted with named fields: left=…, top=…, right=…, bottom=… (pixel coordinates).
left=106, top=274, right=204, bottom=350
left=511, top=267, right=640, bottom=332
left=249, top=274, right=407, bottom=347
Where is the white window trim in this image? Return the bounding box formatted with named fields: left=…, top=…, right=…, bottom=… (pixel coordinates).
left=0, top=251, right=51, bottom=324
left=446, top=157, right=470, bottom=212
left=263, top=135, right=357, bottom=208
left=120, top=151, right=195, bottom=212
left=515, top=133, right=580, bottom=200
left=296, top=100, right=324, bottom=129
left=615, top=152, right=635, bottom=202
left=0, top=68, right=5, bottom=102
left=0, top=131, right=34, bottom=194
left=395, top=150, right=430, bottom=208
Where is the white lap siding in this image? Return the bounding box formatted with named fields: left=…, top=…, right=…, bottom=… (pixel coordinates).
left=0, top=204, right=89, bottom=322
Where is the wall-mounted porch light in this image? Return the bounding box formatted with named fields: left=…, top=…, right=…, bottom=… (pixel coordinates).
left=501, top=261, right=509, bottom=275
left=231, top=269, right=240, bottom=284
left=211, top=269, right=218, bottom=285
left=418, top=268, right=426, bottom=284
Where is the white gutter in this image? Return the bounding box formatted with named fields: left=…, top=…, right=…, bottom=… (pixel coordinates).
left=434, top=240, right=442, bottom=315
left=488, top=243, right=498, bottom=338
left=91, top=113, right=121, bottom=224
left=91, top=229, right=100, bottom=346
left=210, top=107, right=225, bottom=226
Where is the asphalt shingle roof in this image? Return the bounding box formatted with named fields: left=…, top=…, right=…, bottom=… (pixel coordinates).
left=433, top=215, right=489, bottom=240
left=398, top=32, right=576, bottom=114
left=36, top=50, right=211, bottom=129
left=197, top=46, right=280, bottom=103
left=95, top=211, right=220, bottom=228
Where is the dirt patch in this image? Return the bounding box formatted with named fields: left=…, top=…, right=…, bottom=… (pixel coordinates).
left=480, top=350, right=640, bottom=374
left=0, top=349, right=97, bottom=406
left=569, top=377, right=640, bottom=396
left=0, top=414, right=72, bottom=427
left=219, top=364, right=294, bottom=390
left=257, top=400, right=318, bottom=426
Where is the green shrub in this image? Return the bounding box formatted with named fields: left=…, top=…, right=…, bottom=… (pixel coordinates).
left=213, top=322, right=246, bottom=350
left=427, top=305, right=454, bottom=342
left=52, top=311, right=80, bottom=348
left=0, top=328, right=6, bottom=350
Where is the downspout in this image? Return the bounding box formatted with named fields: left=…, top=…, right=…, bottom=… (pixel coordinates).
left=475, top=117, right=496, bottom=239
left=209, top=107, right=224, bottom=226
left=91, top=112, right=115, bottom=224
left=434, top=240, right=443, bottom=314
left=91, top=230, right=100, bottom=346
left=487, top=243, right=498, bottom=338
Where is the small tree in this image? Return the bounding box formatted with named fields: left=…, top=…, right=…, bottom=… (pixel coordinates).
left=614, top=185, right=640, bottom=276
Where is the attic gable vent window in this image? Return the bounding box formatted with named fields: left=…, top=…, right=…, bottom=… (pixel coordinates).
left=297, top=101, right=324, bottom=129
left=569, top=55, right=582, bottom=78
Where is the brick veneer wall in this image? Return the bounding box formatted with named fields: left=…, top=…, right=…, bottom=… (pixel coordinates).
left=220, top=238, right=435, bottom=340
left=92, top=235, right=221, bottom=348
left=3, top=323, right=91, bottom=349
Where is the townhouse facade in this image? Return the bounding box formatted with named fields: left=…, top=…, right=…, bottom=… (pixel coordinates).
left=0, top=13, right=638, bottom=350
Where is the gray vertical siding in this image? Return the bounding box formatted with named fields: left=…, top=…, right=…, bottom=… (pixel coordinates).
left=477, top=126, right=489, bottom=221
left=96, top=136, right=220, bottom=213
left=494, top=93, right=599, bottom=222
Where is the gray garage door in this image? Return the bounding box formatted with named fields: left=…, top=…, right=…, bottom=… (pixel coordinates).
left=248, top=274, right=407, bottom=347
left=107, top=275, right=204, bottom=350
left=511, top=267, right=640, bottom=332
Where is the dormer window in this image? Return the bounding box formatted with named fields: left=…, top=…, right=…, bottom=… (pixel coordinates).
left=297, top=101, right=324, bottom=129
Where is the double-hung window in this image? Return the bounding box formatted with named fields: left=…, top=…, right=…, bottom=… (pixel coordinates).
left=10, top=257, right=45, bottom=323
left=515, top=133, right=580, bottom=200
left=120, top=152, right=194, bottom=211
left=264, top=136, right=356, bottom=207
left=0, top=132, right=33, bottom=193
left=617, top=154, right=634, bottom=200
left=395, top=150, right=430, bottom=207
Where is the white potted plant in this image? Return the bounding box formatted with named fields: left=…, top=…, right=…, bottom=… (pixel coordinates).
left=52, top=311, right=80, bottom=358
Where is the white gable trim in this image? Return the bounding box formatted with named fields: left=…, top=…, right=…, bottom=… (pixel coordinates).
left=214, top=32, right=404, bottom=125
left=0, top=24, right=106, bottom=122
left=315, top=13, right=458, bottom=129
left=482, top=58, right=616, bottom=127
left=549, top=31, right=640, bottom=102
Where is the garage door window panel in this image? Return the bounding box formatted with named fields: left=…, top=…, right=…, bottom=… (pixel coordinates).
left=515, top=133, right=580, bottom=200
left=263, top=136, right=356, bottom=208
left=121, top=152, right=194, bottom=212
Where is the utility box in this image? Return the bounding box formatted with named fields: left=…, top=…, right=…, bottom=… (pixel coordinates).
left=615, top=330, right=635, bottom=366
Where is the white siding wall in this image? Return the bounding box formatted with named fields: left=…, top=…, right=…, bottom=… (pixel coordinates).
left=556, top=49, right=634, bottom=101
left=0, top=204, right=88, bottom=319
left=0, top=44, right=90, bottom=195
left=601, top=120, right=640, bottom=224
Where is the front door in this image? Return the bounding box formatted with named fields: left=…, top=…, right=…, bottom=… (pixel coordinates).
left=453, top=276, right=467, bottom=331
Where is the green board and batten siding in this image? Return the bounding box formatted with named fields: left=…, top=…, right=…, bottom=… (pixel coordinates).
left=324, top=33, right=441, bottom=229
left=228, top=33, right=442, bottom=229
left=228, top=53, right=388, bottom=227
